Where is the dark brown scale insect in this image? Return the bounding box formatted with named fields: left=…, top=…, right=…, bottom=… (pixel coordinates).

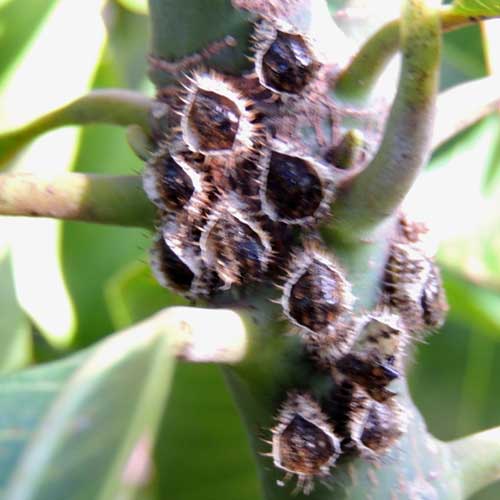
left=359, top=399, right=406, bottom=456
left=266, top=152, right=322, bottom=220
left=334, top=311, right=408, bottom=402
left=335, top=353, right=399, bottom=403
left=150, top=234, right=195, bottom=294
left=200, top=205, right=272, bottom=287
left=323, top=379, right=371, bottom=452
left=279, top=415, right=336, bottom=473
left=282, top=250, right=352, bottom=336
left=289, top=260, right=342, bottom=331
left=421, top=262, right=448, bottom=329
left=383, top=241, right=448, bottom=334
left=268, top=392, right=341, bottom=494
left=146, top=153, right=195, bottom=211
left=187, top=90, right=241, bottom=151
left=262, top=149, right=335, bottom=225
left=261, top=31, right=318, bottom=94
left=180, top=72, right=255, bottom=155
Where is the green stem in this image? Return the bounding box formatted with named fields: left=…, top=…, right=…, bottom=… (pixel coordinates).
left=0, top=173, right=154, bottom=228
left=433, top=76, right=500, bottom=151
left=448, top=426, right=500, bottom=498
left=0, top=90, right=152, bottom=169
left=331, top=0, right=441, bottom=242
left=148, top=0, right=252, bottom=88
left=333, top=5, right=499, bottom=103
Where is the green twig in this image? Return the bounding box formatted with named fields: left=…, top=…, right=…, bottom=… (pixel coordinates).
left=0, top=90, right=152, bottom=169
left=330, top=0, right=441, bottom=242
left=0, top=173, right=154, bottom=228
left=448, top=426, right=500, bottom=498
left=333, top=5, right=500, bottom=102
left=432, top=76, right=500, bottom=151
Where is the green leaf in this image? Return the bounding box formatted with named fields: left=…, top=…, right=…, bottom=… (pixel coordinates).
left=453, top=0, right=500, bottom=16
left=105, top=260, right=187, bottom=330
left=105, top=2, right=150, bottom=90
left=0, top=0, right=57, bottom=87
left=0, top=249, right=31, bottom=373
left=106, top=262, right=260, bottom=500
left=115, top=0, right=148, bottom=15
left=0, top=313, right=176, bottom=500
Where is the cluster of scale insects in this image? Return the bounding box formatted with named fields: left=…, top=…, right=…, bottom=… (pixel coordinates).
left=143, top=8, right=448, bottom=496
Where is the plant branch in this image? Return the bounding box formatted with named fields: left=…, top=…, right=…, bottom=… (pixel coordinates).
left=0, top=173, right=154, bottom=228
left=333, top=5, right=500, bottom=102
left=0, top=90, right=152, bottom=169
left=432, top=77, right=500, bottom=151
left=448, top=426, right=500, bottom=498
left=330, top=0, right=441, bottom=242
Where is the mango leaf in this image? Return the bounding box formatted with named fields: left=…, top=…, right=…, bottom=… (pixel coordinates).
left=0, top=0, right=57, bottom=86
left=2, top=0, right=109, bottom=349
left=106, top=262, right=260, bottom=500
left=0, top=249, right=31, bottom=373
left=453, top=0, right=500, bottom=16
left=115, top=0, right=148, bottom=15
left=0, top=311, right=176, bottom=500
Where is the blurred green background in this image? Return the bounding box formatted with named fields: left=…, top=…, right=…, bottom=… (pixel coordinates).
left=0, top=1, right=499, bottom=499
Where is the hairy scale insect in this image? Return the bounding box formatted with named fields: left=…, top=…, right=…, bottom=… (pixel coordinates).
left=358, top=398, right=407, bottom=457
left=335, top=310, right=408, bottom=402
left=281, top=245, right=353, bottom=335
left=150, top=231, right=198, bottom=295
left=383, top=239, right=448, bottom=335
left=267, top=392, right=341, bottom=495
left=252, top=19, right=320, bottom=95
left=324, top=378, right=372, bottom=452
left=143, top=140, right=204, bottom=212
left=325, top=376, right=406, bottom=458
left=199, top=200, right=273, bottom=288
left=179, top=71, right=257, bottom=155
left=260, top=142, right=335, bottom=225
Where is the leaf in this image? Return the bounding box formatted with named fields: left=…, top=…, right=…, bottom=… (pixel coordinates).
left=105, top=2, right=149, bottom=90
left=0, top=312, right=176, bottom=500
left=106, top=262, right=261, bottom=500
left=0, top=0, right=57, bottom=87
left=115, top=0, right=148, bottom=15
left=453, top=0, right=500, bottom=16
left=0, top=249, right=31, bottom=373
left=105, top=260, right=187, bottom=330
left=2, top=0, right=109, bottom=349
